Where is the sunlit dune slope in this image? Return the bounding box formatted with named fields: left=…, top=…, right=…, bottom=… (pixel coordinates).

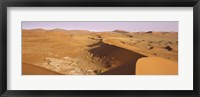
left=136, top=57, right=178, bottom=75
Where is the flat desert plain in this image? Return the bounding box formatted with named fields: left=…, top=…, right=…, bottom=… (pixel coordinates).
left=22, top=29, right=178, bottom=75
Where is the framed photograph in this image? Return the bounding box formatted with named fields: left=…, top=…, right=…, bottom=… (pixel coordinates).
left=0, top=0, right=199, bottom=97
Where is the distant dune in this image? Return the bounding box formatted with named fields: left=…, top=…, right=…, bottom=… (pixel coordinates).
left=113, top=30, right=129, bottom=33
left=23, top=28, right=92, bottom=34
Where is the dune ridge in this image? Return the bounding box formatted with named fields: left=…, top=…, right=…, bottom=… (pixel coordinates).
left=88, top=40, right=146, bottom=75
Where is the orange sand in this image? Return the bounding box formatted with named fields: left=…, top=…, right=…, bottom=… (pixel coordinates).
left=136, top=57, right=178, bottom=75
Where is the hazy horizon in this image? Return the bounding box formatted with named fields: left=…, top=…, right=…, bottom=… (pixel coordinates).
left=22, top=21, right=178, bottom=32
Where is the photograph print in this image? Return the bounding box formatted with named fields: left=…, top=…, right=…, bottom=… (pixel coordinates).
left=22, top=21, right=178, bottom=75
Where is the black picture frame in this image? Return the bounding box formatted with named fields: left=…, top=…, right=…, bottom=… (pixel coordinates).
left=0, top=0, right=199, bottom=97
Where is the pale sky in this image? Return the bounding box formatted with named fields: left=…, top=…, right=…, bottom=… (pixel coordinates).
left=22, top=21, right=178, bottom=32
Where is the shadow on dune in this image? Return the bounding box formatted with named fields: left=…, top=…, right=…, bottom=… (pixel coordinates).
left=88, top=40, right=146, bottom=75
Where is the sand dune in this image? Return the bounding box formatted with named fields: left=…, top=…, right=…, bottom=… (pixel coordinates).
left=90, top=40, right=178, bottom=75
left=136, top=57, right=178, bottom=75
left=89, top=40, right=145, bottom=75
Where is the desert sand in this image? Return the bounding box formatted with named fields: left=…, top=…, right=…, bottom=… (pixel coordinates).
left=136, top=57, right=178, bottom=75
left=22, top=29, right=178, bottom=75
